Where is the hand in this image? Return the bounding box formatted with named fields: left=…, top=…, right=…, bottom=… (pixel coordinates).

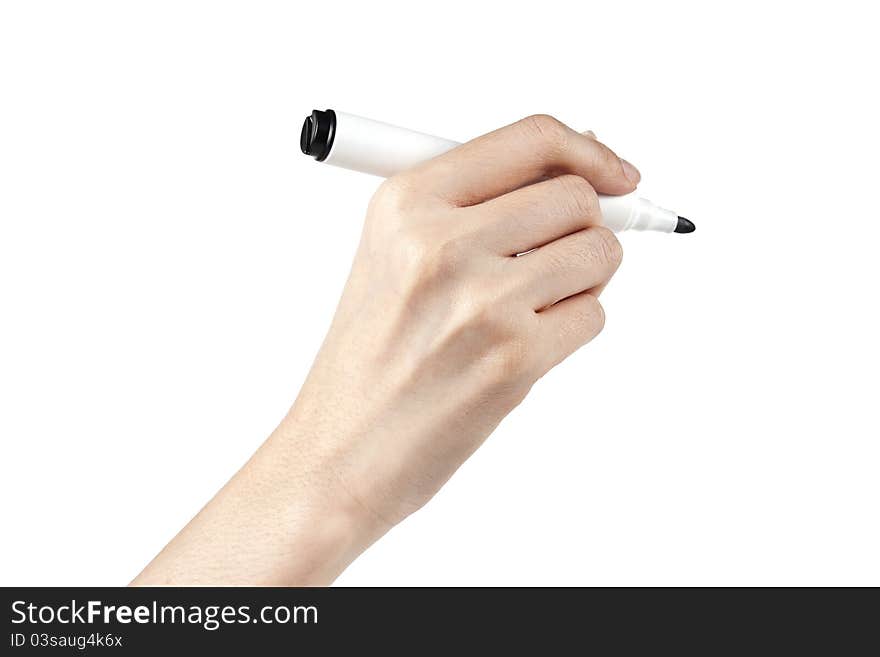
left=133, top=115, right=638, bottom=585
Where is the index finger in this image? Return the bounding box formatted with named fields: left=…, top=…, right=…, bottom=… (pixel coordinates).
left=406, top=114, right=639, bottom=206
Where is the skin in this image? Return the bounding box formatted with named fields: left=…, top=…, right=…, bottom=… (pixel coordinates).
left=132, top=115, right=639, bottom=585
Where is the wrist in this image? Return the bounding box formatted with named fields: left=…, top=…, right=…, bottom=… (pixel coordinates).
left=133, top=414, right=389, bottom=586
left=259, top=416, right=391, bottom=584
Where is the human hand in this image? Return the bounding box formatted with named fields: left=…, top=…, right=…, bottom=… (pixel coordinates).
left=299, top=114, right=637, bottom=525
left=133, top=115, right=638, bottom=585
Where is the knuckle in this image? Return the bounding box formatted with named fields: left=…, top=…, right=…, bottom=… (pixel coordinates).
left=398, top=228, right=464, bottom=288
left=584, top=295, right=606, bottom=333
left=540, top=245, right=573, bottom=276
left=456, top=293, right=530, bottom=369
left=459, top=290, right=510, bottom=337
left=372, top=174, right=420, bottom=212
left=396, top=227, right=432, bottom=272
left=433, top=286, right=539, bottom=401
left=488, top=334, right=533, bottom=382
left=588, top=226, right=623, bottom=268
left=564, top=294, right=605, bottom=342
left=591, top=142, right=626, bottom=177
left=553, top=175, right=600, bottom=220
left=432, top=235, right=467, bottom=272
left=519, top=114, right=569, bottom=153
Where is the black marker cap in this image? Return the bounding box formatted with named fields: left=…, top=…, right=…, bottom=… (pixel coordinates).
left=300, top=109, right=336, bottom=161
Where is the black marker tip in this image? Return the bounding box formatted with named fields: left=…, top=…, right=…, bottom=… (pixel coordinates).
left=674, top=216, right=695, bottom=234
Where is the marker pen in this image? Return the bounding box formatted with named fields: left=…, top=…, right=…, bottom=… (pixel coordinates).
left=300, top=109, right=694, bottom=235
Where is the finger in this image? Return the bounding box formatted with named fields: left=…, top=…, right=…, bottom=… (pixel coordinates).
left=589, top=281, right=610, bottom=297
left=468, top=174, right=602, bottom=255
left=513, top=226, right=623, bottom=310
left=582, top=130, right=640, bottom=184
left=534, top=291, right=606, bottom=373
left=406, top=114, right=638, bottom=206
left=581, top=129, right=641, bottom=185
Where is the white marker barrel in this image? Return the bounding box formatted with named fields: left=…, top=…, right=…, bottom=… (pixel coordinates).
left=301, top=109, right=687, bottom=234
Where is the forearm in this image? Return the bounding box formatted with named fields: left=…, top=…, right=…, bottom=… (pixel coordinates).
left=131, top=416, right=386, bottom=586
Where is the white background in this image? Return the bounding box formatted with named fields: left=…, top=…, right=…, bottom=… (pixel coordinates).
left=1, top=1, right=878, bottom=586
